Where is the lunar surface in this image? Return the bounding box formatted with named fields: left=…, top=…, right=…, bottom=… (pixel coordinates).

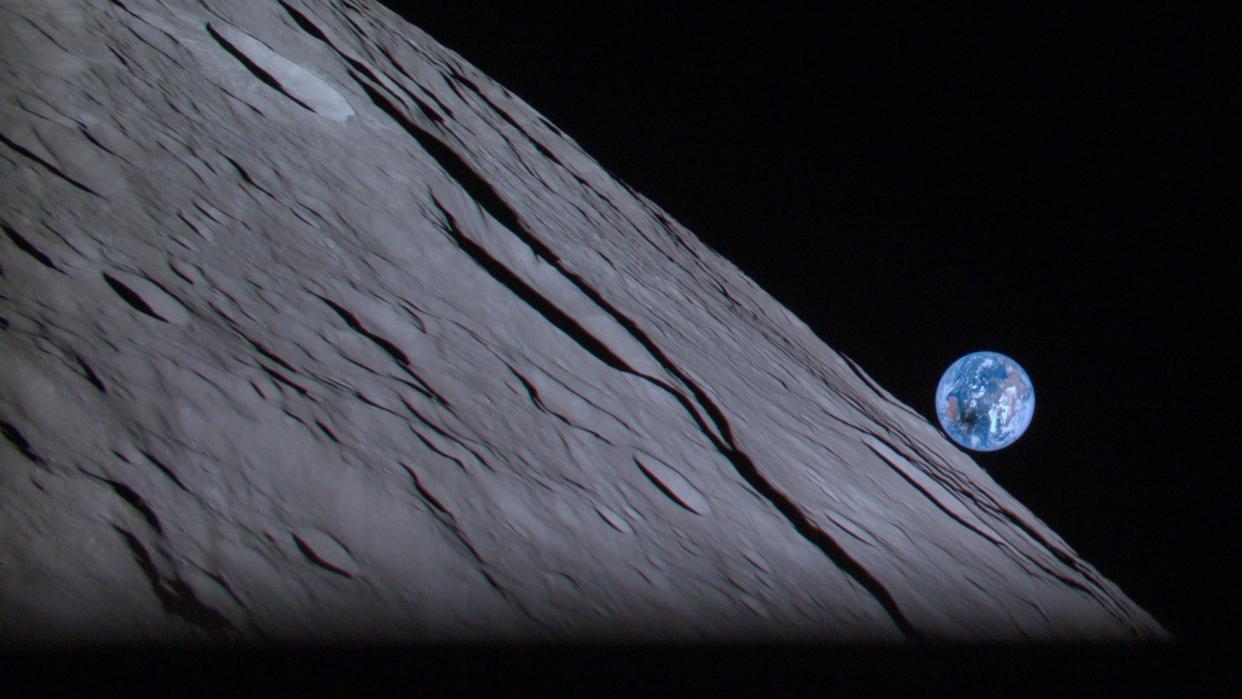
left=0, top=0, right=1164, bottom=644
left=936, top=352, right=1035, bottom=451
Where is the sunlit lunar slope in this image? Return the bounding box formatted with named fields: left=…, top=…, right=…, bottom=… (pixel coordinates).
left=0, top=0, right=1165, bottom=643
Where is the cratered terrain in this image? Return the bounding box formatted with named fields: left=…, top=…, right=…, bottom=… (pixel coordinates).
left=0, top=0, right=1166, bottom=645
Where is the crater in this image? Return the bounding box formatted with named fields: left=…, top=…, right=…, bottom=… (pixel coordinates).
left=207, top=22, right=353, bottom=122
left=634, top=453, right=711, bottom=516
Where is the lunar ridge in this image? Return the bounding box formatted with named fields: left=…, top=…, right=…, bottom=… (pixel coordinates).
left=0, top=0, right=1165, bottom=644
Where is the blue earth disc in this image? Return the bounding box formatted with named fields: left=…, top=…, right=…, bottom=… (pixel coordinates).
left=935, top=351, right=1034, bottom=451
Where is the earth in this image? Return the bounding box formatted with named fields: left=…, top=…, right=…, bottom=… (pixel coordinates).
left=935, top=351, right=1035, bottom=451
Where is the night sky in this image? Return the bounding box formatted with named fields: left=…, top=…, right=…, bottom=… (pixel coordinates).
left=388, top=3, right=1236, bottom=643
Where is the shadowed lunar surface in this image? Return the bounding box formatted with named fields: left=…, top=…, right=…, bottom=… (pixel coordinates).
left=0, top=0, right=1166, bottom=644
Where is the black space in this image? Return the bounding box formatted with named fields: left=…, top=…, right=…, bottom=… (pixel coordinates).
left=384, top=3, right=1237, bottom=643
